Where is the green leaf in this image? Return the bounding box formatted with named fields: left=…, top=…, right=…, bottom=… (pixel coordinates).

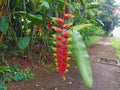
left=80, top=0, right=86, bottom=8
left=87, top=2, right=100, bottom=9
left=0, top=70, right=4, bottom=74
left=46, top=0, right=52, bottom=4
left=41, top=1, right=50, bottom=9
left=0, top=66, right=10, bottom=74
left=18, top=36, right=30, bottom=50
left=0, top=16, right=9, bottom=33
left=26, top=13, right=43, bottom=25
left=16, top=0, right=20, bottom=6
left=70, top=30, right=93, bottom=89
left=72, top=24, right=92, bottom=31
left=96, top=19, right=104, bottom=26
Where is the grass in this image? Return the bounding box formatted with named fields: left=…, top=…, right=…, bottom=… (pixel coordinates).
left=110, top=37, right=120, bottom=60
left=84, top=36, right=103, bottom=45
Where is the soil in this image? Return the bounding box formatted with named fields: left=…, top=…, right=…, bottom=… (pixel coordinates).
left=6, top=37, right=120, bottom=90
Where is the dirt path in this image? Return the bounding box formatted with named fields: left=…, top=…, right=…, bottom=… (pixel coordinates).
left=88, top=38, right=120, bottom=90
left=7, top=38, right=120, bottom=90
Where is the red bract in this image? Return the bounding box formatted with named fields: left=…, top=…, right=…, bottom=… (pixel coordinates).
left=62, top=63, right=67, bottom=67
left=62, top=52, right=71, bottom=56
left=62, top=32, right=69, bottom=37
left=56, top=48, right=63, bottom=53
left=53, top=42, right=62, bottom=47
left=54, top=53, right=62, bottom=58
left=61, top=63, right=70, bottom=67
left=62, top=57, right=70, bottom=61
left=62, top=46, right=68, bottom=50
left=57, top=67, right=66, bottom=72
left=61, top=73, right=66, bottom=80
left=57, top=63, right=69, bottom=68
left=53, top=27, right=62, bottom=33
left=62, top=38, right=69, bottom=44
left=62, top=52, right=68, bottom=55
left=62, top=58, right=67, bottom=62
left=62, top=24, right=70, bottom=29
left=57, top=59, right=63, bottom=63
left=56, top=18, right=64, bottom=24
left=64, top=14, right=74, bottom=19
left=52, top=17, right=64, bottom=24
left=53, top=35, right=62, bottom=40
left=57, top=63, right=63, bottom=67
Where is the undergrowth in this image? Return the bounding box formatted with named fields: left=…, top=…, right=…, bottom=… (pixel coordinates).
left=85, top=36, right=103, bottom=45
left=110, top=37, right=120, bottom=60
left=0, top=65, right=34, bottom=90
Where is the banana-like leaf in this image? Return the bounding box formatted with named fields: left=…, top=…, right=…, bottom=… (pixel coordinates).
left=0, top=16, right=9, bottom=33
left=18, top=36, right=30, bottom=50
left=72, top=24, right=92, bottom=31
left=70, top=30, right=93, bottom=88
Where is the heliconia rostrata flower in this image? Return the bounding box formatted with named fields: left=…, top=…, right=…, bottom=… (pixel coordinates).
left=37, top=25, right=41, bottom=32
left=52, top=12, right=74, bottom=80
left=47, top=20, right=52, bottom=31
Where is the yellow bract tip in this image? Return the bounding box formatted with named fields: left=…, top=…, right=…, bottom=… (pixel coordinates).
left=68, top=38, right=72, bottom=42
left=65, top=69, right=69, bottom=73
left=53, top=42, right=55, bottom=44
left=67, top=64, right=70, bottom=67
left=62, top=76, right=66, bottom=80
left=53, top=53, right=57, bottom=56
left=67, top=57, right=71, bottom=61
left=51, top=17, right=56, bottom=20
left=66, top=51, right=72, bottom=55
left=56, top=67, right=59, bottom=71
left=55, top=62, right=58, bottom=65
left=53, top=48, right=56, bottom=51
left=68, top=30, right=72, bottom=34
left=68, top=45, right=72, bottom=48
left=52, top=34, right=55, bottom=38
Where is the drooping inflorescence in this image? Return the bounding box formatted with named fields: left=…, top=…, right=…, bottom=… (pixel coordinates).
left=52, top=12, right=74, bottom=80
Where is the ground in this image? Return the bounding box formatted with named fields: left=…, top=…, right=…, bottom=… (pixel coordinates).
left=6, top=38, right=120, bottom=90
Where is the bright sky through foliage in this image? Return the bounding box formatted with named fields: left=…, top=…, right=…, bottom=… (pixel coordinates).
left=112, top=0, right=120, bottom=38
left=115, top=0, right=120, bottom=4
left=112, top=27, right=120, bottom=38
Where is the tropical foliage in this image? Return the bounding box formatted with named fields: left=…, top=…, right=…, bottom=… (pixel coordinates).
left=97, top=0, right=120, bottom=35
left=0, top=0, right=120, bottom=89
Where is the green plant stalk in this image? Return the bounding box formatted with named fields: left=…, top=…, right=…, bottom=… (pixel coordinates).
left=70, top=30, right=93, bottom=89
left=28, top=24, right=34, bottom=60
left=23, top=0, right=31, bottom=60
left=8, top=17, right=19, bottom=51
left=1, top=53, right=8, bottom=65
left=5, top=0, right=19, bottom=50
